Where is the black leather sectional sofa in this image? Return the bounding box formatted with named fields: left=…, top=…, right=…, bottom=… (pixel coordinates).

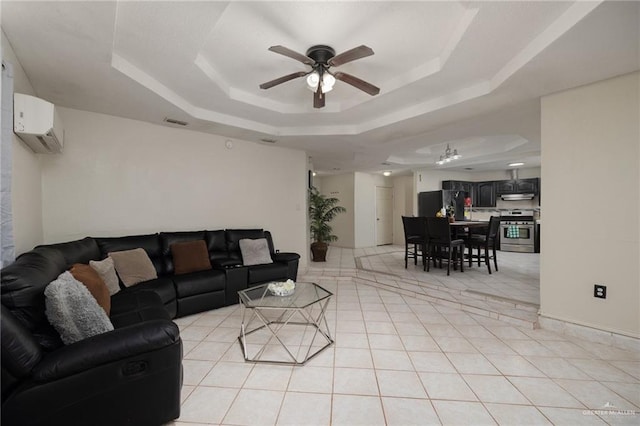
left=0, top=228, right=300, bottom=426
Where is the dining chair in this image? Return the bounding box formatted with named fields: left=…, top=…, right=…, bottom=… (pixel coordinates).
left=425, top=217, right=465, bottom=275
left=466, top=215, right=501, bottom=274
left=401, top=216, right=428, bottom=269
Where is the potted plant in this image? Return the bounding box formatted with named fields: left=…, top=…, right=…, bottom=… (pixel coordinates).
left=308, top=186, right=346, bottom=262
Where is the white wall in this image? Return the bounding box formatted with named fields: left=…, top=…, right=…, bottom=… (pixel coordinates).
left=392, top=175, right=414, bottom=245
left=40, top=107, right=309, bottom=266
left=317, top=172, right=395, bottom=248
left=2, top=31, right=44, bottom=255
left=317, top=173, right=354, bottom=248
left=354, top=172, right=391, bottom=248
left=540, top=72, right=639, bottom=338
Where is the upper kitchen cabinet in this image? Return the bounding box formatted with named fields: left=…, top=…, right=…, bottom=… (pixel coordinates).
left=474, top=181, right=496, bottom=207
left=495, top=178, right=539, bottom=195
left=442, top=180, right=473, bottom=194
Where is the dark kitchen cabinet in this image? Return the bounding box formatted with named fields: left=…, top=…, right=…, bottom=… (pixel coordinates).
left=495, top=180, right=516, bottom=194
left=495, top=178, right=538, bottom=195
left=442, top=180, right=473, bottom=195
left=474, top=181, right=496, bottom=207
left=516, top=178, right=538, bottom=193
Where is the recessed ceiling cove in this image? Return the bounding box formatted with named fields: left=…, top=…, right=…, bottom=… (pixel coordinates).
left=110, top=0, right=583, bottom=136
left=3, top=0, right=637, bottom=173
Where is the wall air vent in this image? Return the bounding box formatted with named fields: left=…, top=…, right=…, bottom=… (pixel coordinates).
left=260, top=138, right=277, bottom=144
left=163, top=117, right=188, bottom=126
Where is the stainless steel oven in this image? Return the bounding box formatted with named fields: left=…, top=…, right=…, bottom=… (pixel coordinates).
left=500, top=210, right=535, bottom=253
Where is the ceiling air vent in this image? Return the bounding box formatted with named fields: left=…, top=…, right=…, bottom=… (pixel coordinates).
left=260, top=138, right=277, bottom=144
left=163, top=117, right=188, bottom=126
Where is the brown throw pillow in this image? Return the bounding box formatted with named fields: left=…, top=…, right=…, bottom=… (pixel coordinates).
left=171, top=240, right=212, bottom=275
left=108, top=248, right=158, bottom=287
left=69, top=263, right=111, bottom=316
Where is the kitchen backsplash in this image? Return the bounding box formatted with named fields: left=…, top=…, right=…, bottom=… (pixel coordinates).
left=470, top=196, right=540, bottom=221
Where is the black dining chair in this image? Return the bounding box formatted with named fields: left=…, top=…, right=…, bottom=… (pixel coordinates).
left=425, top=217, right=465, bottom=275
left=401, top=216, right=428, bottom=269
left=466, top=216, right=501, bottom=274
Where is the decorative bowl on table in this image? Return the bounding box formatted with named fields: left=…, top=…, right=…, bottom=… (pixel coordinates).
left=267, top=279, right=296, bottom=297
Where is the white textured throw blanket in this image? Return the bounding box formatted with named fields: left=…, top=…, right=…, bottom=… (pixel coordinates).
left=44, top=271, right=114, bottom=344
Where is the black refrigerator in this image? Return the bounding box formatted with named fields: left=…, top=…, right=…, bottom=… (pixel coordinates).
left=418, top=190, right=467, bottom=220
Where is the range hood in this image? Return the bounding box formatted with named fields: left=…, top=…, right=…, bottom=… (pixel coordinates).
left=501, top=193, right=535, bottom=201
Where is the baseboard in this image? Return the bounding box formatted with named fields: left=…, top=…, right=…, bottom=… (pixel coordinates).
left=538, top=315, right=640, bottom=352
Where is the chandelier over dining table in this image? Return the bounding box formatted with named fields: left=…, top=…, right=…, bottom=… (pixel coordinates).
left=436, top=144, right=461, bottom=165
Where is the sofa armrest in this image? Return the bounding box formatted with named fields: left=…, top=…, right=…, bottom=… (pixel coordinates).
left=271, top=252, right=300, bottom=282
left=272, top=252, right=300, bottom=263
left=211, top=258, right=243, bottom=269
left=32, top=319, right=180, bottom=382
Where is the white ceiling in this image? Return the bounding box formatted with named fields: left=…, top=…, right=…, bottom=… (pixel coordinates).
left=2, top=1, right=638, bottom=175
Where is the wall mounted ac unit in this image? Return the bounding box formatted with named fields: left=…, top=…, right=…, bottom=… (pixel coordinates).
left=13, top=93, right=64, bottom=154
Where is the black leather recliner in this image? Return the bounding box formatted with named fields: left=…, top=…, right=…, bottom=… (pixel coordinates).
left=1, top=246, right=182, bottom=426
left=1, top=228, right=300, bottom=425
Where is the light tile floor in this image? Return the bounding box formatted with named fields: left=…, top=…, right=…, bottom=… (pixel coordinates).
left=169, top=246, right=639, bottom=425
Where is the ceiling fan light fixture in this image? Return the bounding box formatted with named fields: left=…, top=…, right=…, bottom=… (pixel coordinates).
left=261, top=44, right=379, bottom=107
left=306, top=72, right=320, bottom=91
left=306, top=71, right=335, bottom=93
left=322, top=73, right=335, bottom=92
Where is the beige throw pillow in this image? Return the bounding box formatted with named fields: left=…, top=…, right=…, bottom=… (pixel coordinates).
left=108, top=248, right=157, bottom=287
left=90, top=257, right=120, bottom=296
left=239, top=238, right=273, bottom=266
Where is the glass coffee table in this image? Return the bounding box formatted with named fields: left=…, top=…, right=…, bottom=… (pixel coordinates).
left=238, top=282, right=334, bottom=365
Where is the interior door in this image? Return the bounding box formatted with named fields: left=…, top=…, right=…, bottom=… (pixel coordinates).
left=376, top=186, right=393, bottom=245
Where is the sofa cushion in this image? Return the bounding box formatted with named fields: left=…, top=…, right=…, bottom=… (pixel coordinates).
left=109, top=248, right=158, bottom=287
left=170, top=240, right=211, bottom=275
left=172, top=270, right=226, bottom=298
left=205, top=230, right=228, bottom=262
left=248, top=263, right=289, bottom=285
left=1, top=246, right=67, bottom=350
left=239, top=238, right=273, bottom=266
left=44, top=237, right=101, bottom=267
left=110, top=291, right=170, bottom=328
left=96, top=234, right=164, bottom=275
left=121, top=277, right=177, bottom=306
left=44, top=271, right=114, bottom=345
left=1, top=304, right=43, bottom=378
left=160, top=231, right=207, bottom=274
left=69, top=263, right=111, bottom=315
left=89, top=257, right=120, bottom=296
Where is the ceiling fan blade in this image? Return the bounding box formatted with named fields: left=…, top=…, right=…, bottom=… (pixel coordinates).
left=328, top=45, right=374, bottom=67
left=313, top=85, right=325, bottom=109
left=268, top=45, right=314, bottom=65
left=259, top=71, right=308, bottom=90
left=333, top=71, right=380, bottom=96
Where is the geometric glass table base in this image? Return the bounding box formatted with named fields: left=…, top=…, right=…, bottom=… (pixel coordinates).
left=238, top=282, right=334, bottom=365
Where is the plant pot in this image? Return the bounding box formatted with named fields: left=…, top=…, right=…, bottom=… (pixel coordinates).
left=448, top=216, right=455, bottom=223
left=310, top=241, right=328, bottom=262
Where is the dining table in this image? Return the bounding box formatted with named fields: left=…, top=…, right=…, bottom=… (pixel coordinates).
left=449, top=220, right=489, bottom=233
left=448, top=221, right=489, bottom=252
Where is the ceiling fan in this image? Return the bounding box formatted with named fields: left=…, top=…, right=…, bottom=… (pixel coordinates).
left=259, top=44, right=380, bottom=108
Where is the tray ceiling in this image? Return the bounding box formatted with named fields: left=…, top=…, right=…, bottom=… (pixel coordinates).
left=2, top=1, right=638, bottom=174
